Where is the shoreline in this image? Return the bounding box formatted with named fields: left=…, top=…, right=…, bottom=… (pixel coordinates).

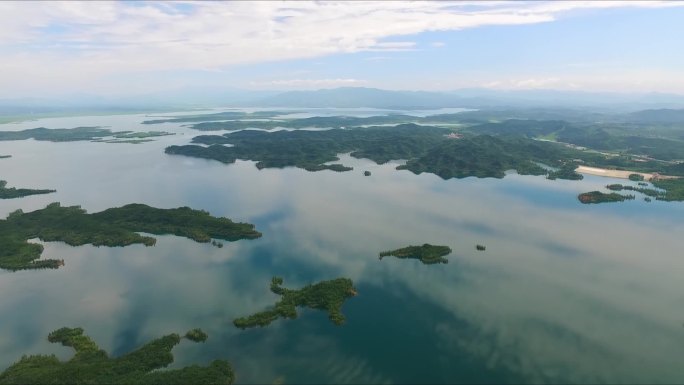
left=575, top=165, right=679, bottom=181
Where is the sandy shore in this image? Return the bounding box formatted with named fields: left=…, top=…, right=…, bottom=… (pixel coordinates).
left=575, top=166, right=653, bottom=180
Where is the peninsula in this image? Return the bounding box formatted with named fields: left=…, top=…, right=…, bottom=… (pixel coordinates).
left=0, top=127, right=173, bottom=143
left=0, top=327, right=234, bottom=384
left=0, top=180, right=55, bottom=199
left=233, top=277, right=357, bottom=329
left=379, top=244, right=452, bottom=264
left=0, top=202, right=261, bottom=271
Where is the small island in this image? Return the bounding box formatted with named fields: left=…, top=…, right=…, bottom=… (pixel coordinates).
left=0, top=155, right=10, bottom=159
left=364, top=171, right=371, bottom=176
left=185, top=328, right=208, bottom=343
left=0, top=202, right=261, bottom=271
left=0, top=327, right=234, bottom=384
left=476, top=244, right=486, bottom=251
left=0, top=180, right=55, bottom=199
left=379, top=244, right=452, bottom=264
left=233, top=277, right=357, bottom=329
left=577, top=191, right=634, bottom=204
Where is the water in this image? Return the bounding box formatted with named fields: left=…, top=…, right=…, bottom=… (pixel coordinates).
left=1, top=113, right=684, bottom=384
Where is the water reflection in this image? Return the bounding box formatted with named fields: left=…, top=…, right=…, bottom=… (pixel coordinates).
left=0, top=113, right=684, bottom=383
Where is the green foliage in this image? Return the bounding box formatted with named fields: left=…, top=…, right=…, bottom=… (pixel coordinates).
left=166, top=124, right=448, bottom=171
left=0, top=155, right=10, bottom=159
left=0, top=180, right=55, bottom=199
left=0, top=327, right=234, bottom=384
left=577, top=191, right=635, bottom=204
left=547, top=164, right=584, bottom=180
left=379, top=244, right=452, bottom=264
left=0, top=202, right=261, bottom=271
left=184, top=329, right=208, bottom=343
left=398, top=135, right=565, bottom=179
left=652, top=178, right=684, bottom=201
left=628, top=173, right=645, bottom=181
left=233, top=277, right=356, bottom=329
left=476, top=244, right=486, bottom=251
left=166, top=124, right=594, bottom=180
left=0, top=127, right=172, bottom=143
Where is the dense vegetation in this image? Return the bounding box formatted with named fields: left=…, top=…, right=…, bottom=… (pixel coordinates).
left=0, top=127, right=172, bottom=143
left=185, top=328, right=208, bottom=343
left=604, top=179, right=684, bottom=202
left=0, top=180, right=55, bottom=199
left=379, top=244, right=452, bottom=264
left=0, top=155, right=10, bottom=159
left=0, top=202, right=261, bottom=271
left=577, top=191, right=634, bottom=204
left=166, top=124, right=597, bottom=179
left=0, top=327, right=234, bottom=384
left=167, top=124, right=448, bottom=171
left=546, top=164, right=584, bottom=180
left=233, top=277, right=356, bottom=329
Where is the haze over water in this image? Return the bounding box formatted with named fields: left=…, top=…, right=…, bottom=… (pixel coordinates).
left=1, top=111, right=684, bottom=384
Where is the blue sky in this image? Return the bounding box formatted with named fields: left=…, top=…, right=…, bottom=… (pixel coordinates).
left=1, top=1, right=683, bottom=97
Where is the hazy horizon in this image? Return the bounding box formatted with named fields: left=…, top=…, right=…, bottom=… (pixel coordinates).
left=2, top=1, right=684, bottom=99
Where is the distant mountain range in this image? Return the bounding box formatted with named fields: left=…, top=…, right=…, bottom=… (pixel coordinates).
left=2, top=87, right=684, bottom=115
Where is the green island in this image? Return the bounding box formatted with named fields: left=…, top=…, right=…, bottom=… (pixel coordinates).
left=0, top=155, right=10, bottom=159
left=165, top=124, right=596, bottom=179
left=605, top=179, right=684, bottom=202
left=233, top=277, right=357, bottom=329
left=577, top=191, right=635, bottom=204
left=0, top=180, right=55, bottom=199
left=0, top=127, right=173, bottom=143
left=185, top=328, right=208, bottom=343
left=0, top=327, right=234, bottom=385
left=0, top=202, right=261, bottom=271
left=379, top=244, right=452, bottom=264
left=476, top=244, right=486, bottom=251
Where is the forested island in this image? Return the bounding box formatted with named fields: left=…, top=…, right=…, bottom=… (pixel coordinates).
left=0, top=127, right=173, bottom=143
left=578, top=191, right=635, bottom=204
left=0, top=155, right=10, bottom=159
left=604, top=179, right=684, bottom=202
left=0, top=180, right=55, bottom=199
left=0, top=202, right=261, bottom=271
left=185, top=328, right=209, bottom=343
left=379, top=244, right=452, bottom=264
left=233, top=277, right=356, bottom=329
left=165, top=124, right=591, bottom=179
left=0, top=327, right=234, bottom=384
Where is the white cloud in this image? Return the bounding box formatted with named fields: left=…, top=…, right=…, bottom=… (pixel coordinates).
left=430, top=42, right=446, bottom=48
left=0, top=1, right=682, bottom=95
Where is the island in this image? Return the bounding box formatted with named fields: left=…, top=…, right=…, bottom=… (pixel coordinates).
left=0, top=202, right=261, bottom=271
left=379, top=244, right=452, bottom=264
left=0, top=327, right=234, bottom=384
left=577, top=191, right=635, bottom=204
left=476, top=244, right=486, bottom=251
left=0, top=180, right=55, bottom=199
left=546, top=164, right=584, bottom=180
left=233, top=276, right=357, bottom=329
left=0, top=155, right=10, bottom=159
left=165, top=124, right=594, bottom=179
left=0, top=127, right=173, bottom=143
left=185, top=328, right=208, bottom=343
left=364, top=171, right=371, bottom=176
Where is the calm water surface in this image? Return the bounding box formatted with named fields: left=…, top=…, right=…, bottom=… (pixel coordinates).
left=0, top=111, right=683, bottom=384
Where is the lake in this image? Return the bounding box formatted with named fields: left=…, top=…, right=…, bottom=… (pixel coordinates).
left=1, top=110, right=683, bottom=384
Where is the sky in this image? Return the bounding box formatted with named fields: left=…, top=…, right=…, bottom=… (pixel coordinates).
left=1, top=0, right=684, bottom=98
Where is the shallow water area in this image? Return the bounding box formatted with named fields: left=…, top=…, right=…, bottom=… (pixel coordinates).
left=1, top=112, right=684, bottom=384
